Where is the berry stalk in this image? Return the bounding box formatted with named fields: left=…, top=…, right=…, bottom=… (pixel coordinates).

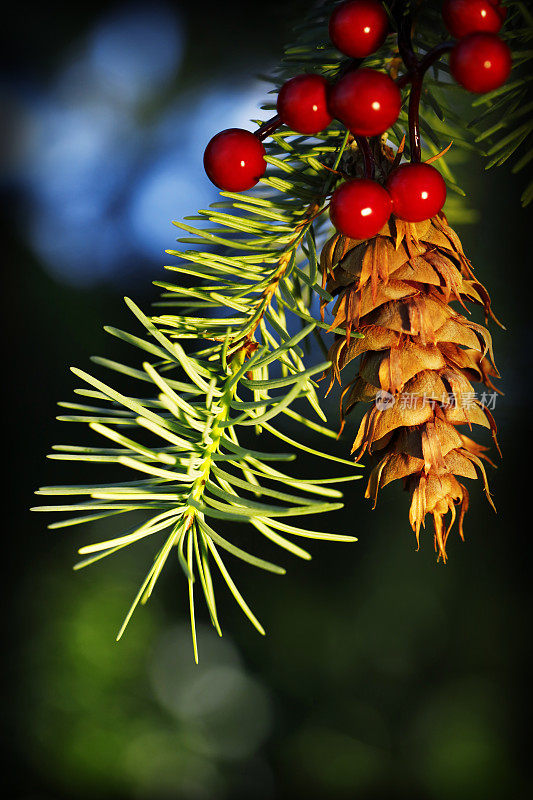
left=255, top=114, right=282, bottom=141
left=353, top=135, right=375, bottom=178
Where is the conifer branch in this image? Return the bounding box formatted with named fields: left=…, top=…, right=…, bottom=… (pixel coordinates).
left=33, top=66, right=363, bottom=655
left=33, top=0, right=530, bottom=655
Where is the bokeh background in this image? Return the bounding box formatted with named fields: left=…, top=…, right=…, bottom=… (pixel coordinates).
left=3, top=1, right=531, bottom=798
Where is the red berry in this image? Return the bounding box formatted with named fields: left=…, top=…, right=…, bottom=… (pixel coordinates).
left=328, top=68, right=401, bottom=137
left=277, top=74, right=333, bottom=135
left=442, top=0, right=503, bottom=38
left=490, top=0, right=507, bottom=22
left=329, top=0, right=388, bottom=58
left=330, top=178, right=392, bottom=239
left=386, top=163, right=446, bottom=222
left=449, top=32, right=511, bottom=93
left=204, top=128, right=266, bottom=192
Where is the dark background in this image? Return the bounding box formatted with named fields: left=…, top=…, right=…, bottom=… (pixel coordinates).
left=3, top=1, right=531, bottom=798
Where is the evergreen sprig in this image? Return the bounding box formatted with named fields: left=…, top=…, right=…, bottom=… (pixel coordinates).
left=34, top=0, right=531, bottom=656
left=33, top=82, right=365, bottom=658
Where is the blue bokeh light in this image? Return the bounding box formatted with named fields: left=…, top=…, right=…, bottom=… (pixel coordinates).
left=3, top=2, right=268, bottom=287
left=88, top=3, right=185, bottom=102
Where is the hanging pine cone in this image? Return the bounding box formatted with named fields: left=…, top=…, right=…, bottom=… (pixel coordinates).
left=321, top=165, right=503, bottom=561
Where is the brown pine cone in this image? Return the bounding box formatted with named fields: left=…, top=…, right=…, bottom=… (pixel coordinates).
left=321, top=212, right=502, bottom=561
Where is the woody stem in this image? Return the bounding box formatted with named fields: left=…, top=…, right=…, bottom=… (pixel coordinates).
left=397, top=12, right=422, bottom=162
left=255, top=114, right=282, bottom=141
left=408, top=72, right=423, bottom=163
left=354, top=135, right=375, bottom=178
left=396, top=42, right=455, bottom=89
left=396, top=11, right=454, bottom=163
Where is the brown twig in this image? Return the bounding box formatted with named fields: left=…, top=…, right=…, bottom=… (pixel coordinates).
left=354, top=135, right=375, bottom=178
left=255, top=114, right=282, bottom=141
left=394, top=7, right=454, bottom=163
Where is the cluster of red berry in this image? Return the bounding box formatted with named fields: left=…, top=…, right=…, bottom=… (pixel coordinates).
left=444, top=0, right=511, bottom=92
left=202, top=0, right=512, bottom=240
left=330, top=162, right=447, bottom=238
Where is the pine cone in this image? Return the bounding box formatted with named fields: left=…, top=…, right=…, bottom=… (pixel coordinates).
left=321, top=212, right=502, bottom=561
